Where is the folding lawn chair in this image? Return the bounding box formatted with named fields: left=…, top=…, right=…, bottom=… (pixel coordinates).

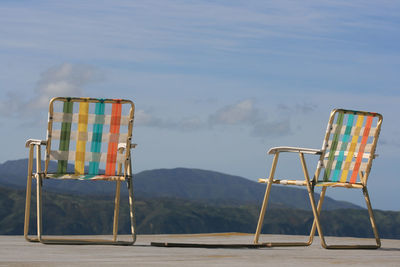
left=24, top=97, right=136, bottom=245
left=253, top=109, right=382, bottom=249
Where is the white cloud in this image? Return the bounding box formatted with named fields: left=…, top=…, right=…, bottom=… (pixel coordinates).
left=251, top=119, right=291, bottom=137
left=134, top=109, right=163, bottom=127
left=208, top=99, right=293, bottom=137
left=31, top=63, right=102, bottom=109
left=0, top=63, right=103, bottom=117
left=135, top=109, right=203, bottom=132
left=277, top=102, right=318, bottom=115
left=209, top=99, right=259, bottom=125
left=135, top=99, right=296, bottom=137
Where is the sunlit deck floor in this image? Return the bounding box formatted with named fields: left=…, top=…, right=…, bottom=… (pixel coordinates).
left=1, top=233, right=400, bottom=266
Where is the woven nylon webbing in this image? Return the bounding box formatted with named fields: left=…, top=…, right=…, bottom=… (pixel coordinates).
left=89, top=101, right=105, bottom=175
left=349, top=115, right=373, bottom=183
left=105, top=102, right=122, bottom=176
left=74, top=102, right=89, bottom=175
left=323, top=111, right=344, bottom=181
left=57, top=101, right=73, bottom=174
left=321, top=112, right=376, bottom=184
left=339, top=115, right=364, bottom=182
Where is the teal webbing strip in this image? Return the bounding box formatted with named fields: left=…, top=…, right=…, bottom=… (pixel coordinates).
left=331, top=114, right=354, bottom=182
left=89, top=102, right=105, bottom=175
left=57, top=101, right=73, bottom=174
left=323, top=112, right=344, bottom=181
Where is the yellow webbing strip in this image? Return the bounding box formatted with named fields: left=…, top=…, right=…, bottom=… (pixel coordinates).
left=75, top=102, right=89, bottom=175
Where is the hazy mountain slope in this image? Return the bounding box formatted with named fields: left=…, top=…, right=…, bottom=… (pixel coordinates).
left=1, top=186, right=399, bottom=238
left=0, top=159, right=361, bottom=210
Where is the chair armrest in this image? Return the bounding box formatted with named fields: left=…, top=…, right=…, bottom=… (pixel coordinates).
left=268, top=146, right=322, bottom=155
left=118, top=143, right=138, bottom=150
left=25, top=139, right=47, bottom=148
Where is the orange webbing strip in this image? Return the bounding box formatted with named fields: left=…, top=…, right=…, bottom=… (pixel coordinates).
left=75, top=101, right=89, bottom=175
left=349, top=115, right=373, bottom=183
left=105, top=102, right=122, bottom=176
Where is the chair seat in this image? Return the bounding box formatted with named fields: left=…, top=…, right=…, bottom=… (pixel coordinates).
left=258, top=178, right=364, bottom=188
left=315, top=181, right=364, bottom=188
left=258, top=178, right=306, bottom=186
left=45, top=173, right=127, bottom=181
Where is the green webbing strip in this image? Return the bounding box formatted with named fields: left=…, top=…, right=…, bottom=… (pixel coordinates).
left=89, top=101, right=105, bottom=175
left=57, top=101, right=73, bottom=174
left=323, top=111, right=344, bottom=181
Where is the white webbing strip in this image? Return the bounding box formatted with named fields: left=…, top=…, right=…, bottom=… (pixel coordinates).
left=49, top=150, right=125, bottom=163
left=51, top=130, right=128, bottom=143
left=331, top=124, right=377, bottom=137
left=326, top=141, right=373, bottom=155
left=323, top=159, right=368, bottom=172
left=52, top=113, right=131, bottom=125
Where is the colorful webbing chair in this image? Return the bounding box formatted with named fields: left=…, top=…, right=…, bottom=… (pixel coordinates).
left=254, top=109, right=382, bottom=249
left=24, top=97, right=137, bottom=245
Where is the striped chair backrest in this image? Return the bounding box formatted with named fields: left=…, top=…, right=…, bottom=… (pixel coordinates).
left=44, top=97, right=135, bottom=177
left=319, top=109, right=382, bottom=184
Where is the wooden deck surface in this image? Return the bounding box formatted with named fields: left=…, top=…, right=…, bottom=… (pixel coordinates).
left=1, top=233, right=400, bottom=266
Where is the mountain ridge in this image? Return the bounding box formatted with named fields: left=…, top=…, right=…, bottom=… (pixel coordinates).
left=0, top=159, right=362, bottom=210
left=1, top=185, right=399, bottom=238
left=2, top=159, right=399, bottom=239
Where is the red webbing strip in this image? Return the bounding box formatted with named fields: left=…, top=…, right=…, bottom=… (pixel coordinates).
left=349, top=116, right=373, bottom=183
left=105, top=102, right=122, bottom=176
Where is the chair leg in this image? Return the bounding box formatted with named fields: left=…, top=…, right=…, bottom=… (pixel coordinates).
left=307, top=186, right=380, bottom=249
left=24, top=145, right=39, bottom=242
left=24, top=174, right=34, bottom=241
left=36, top=175, right=43, bottom=242
left=253, top=153, right=278, bottom=244
left=37, top=178, right=136, bottom=245
left=28, top=149, right=135, bottom=245
left=254, top=153, right=313, bottom=247
left=308, top=186, right=327, bottom=245
left=253, top=172, right=273, bottom=244
left=128, top=176, right=137, bottom=244
left=112, top=180, right=121, bottom=242
left=363, top=187, right=381, bottom=248
left=302, top=177, right=327, bottom=248
left=299, top=153, right=327, bottom=248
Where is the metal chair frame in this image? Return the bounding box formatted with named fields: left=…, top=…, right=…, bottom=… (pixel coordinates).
left=24, top=97, right=136, bottom=245
left=253, top=109, right=382, bottom=249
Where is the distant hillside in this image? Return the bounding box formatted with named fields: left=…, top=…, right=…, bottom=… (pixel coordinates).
left=133, top=168, right=360, bottom=210
left=0, top=159, right=361, bottom=210
left=1, top=186, right=399, bottom=238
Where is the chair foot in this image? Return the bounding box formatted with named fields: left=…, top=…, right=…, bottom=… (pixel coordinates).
left=37, top=237, right=135, bottom=246
left=25, top=236, right=40, bottom=243
left=255, top=241, right=312, bottom=247
left=151, top=242, right=272, bottom=249
left=323, top=244, right=380, bottom=249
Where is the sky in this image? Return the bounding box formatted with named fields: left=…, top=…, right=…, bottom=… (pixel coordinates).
left=0, top=0, right=399, bottom=210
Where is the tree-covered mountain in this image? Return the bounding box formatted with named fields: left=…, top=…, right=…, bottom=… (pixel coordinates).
left=0, top=159, right=360, bottom=210
left=1, top=186, right=399, bottom=238
left=3, top=158, right=396, bottom=239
